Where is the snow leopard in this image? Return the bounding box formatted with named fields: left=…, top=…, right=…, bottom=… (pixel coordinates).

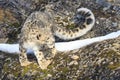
left=19, top=7, right=95, bottom=69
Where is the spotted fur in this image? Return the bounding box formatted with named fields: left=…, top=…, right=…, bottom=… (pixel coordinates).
left=19, top=8, right=95, bottom=69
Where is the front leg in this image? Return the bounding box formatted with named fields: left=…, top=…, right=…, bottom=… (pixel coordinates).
left=45, top=47, right=56, bottom=60
left=19, top=47, right=32, bottom=66
left=34, top=47, right=56, bottom=69
left=34, top=49, right=51, bottom=69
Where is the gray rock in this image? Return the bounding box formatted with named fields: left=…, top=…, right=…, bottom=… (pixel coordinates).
left=96, top=0, right=111, bottom=8
left=0, top=0, right=120, bottom=80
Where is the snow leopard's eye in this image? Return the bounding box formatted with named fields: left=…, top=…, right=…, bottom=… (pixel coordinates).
left=36, top=34, right=41, bottom=40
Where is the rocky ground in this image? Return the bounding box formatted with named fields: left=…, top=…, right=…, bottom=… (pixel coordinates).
left=0, top=0, right=120, bottom=80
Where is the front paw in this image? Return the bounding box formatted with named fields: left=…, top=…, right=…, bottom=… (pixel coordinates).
left=20, top=61, right=32, bottom=66
left=38, top=59, right=52, bottom=70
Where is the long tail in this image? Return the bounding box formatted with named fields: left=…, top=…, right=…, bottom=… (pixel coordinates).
left=0, top=30, right=120, bottom=54
left=54, top=8, right=95, bottom=40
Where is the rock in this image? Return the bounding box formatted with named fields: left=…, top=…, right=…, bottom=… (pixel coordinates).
left=0, top=0, right=120, bottom=80
left=68, top=61, right=78, bottom=66
left=70, top=55, right=79, bottom=60
left=0, top=8, right=20, bottom=43
left=112, top=22, right=118, bottom=27
left=0, top=54, right=4, bottom=59
left=96, top=0, right=112, bottom=10
left=47, top=74, right=52, bottom=77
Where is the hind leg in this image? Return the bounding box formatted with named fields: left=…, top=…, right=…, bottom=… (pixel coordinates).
left=19, top=46, right=32, bottom=66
